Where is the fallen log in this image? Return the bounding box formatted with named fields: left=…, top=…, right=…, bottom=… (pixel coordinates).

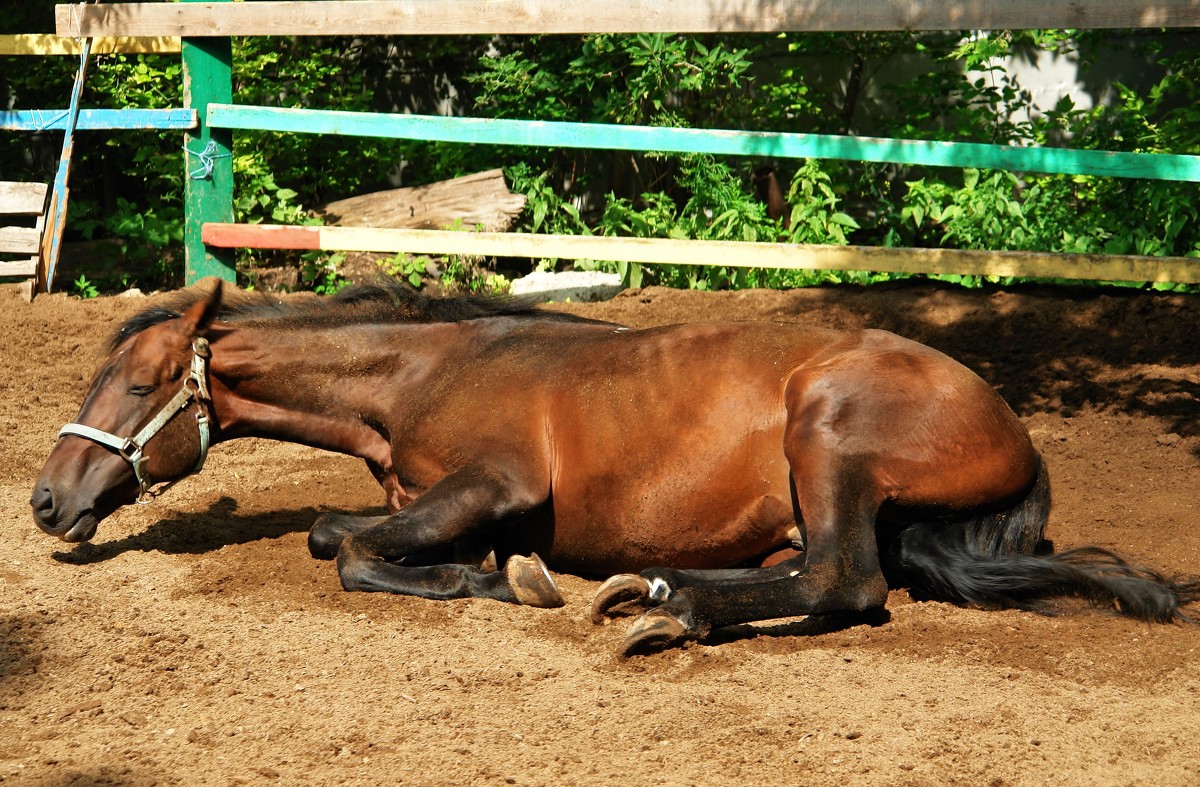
left=317, top=168, right=526, bottom=232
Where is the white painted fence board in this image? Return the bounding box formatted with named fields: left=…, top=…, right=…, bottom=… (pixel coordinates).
left=0, top=182, right=50, bottom=215
left=0, top=227, right=41, bottom=255
left=0, top=260, right=37, bottom=277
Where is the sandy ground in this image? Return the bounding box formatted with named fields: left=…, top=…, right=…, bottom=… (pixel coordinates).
left=1, top=280, right=1198, bottom=786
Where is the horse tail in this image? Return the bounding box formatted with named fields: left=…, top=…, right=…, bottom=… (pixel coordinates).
left=890, top=457, right=1200, bottom=622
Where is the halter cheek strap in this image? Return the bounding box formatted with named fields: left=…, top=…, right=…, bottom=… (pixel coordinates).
left=58, top=338, right=213, bottom=503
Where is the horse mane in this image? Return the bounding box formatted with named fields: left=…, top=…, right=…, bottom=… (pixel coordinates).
left=106, top=278, right=567, bottom=354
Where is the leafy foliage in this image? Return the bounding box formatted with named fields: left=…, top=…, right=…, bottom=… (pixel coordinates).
left=3, top=21, right=1198, bottom=294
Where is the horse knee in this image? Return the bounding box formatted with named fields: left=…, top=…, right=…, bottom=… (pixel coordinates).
left=309, top=512, right=386, bottom=560
left=308, top=514, right=345, bottom=560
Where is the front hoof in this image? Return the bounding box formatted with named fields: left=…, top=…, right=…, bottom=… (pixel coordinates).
left=505, top=553, right=565, bottom=608
left=618, top=608, right=691, bottom=658
left=590, top=574, right=654, bottom=624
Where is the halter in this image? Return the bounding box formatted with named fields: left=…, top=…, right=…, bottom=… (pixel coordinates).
left=58, top=337, right=213, bottom=503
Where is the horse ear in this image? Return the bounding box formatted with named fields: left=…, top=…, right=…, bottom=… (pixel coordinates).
left=178, top=279, right=224, bottom=338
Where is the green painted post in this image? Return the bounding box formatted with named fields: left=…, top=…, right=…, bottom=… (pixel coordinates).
left=182, top=0, right=235, bottom=286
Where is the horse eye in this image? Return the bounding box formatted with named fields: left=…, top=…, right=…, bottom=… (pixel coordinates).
left=128, top=385, right=156, bottom=397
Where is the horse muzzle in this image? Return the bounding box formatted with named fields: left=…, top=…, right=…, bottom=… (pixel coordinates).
left=31, top=444, right=139, bottom=543
left=30, top=484, right=101, bottom=542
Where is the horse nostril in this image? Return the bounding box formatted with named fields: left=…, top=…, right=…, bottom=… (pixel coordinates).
left=30, top=485, right=56, bottom=526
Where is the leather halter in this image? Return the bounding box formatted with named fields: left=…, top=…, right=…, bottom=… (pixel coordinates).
left=58, top=338, right=213, bottom=503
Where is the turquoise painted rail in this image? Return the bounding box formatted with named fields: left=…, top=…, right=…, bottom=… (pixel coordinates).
left=1, top=109, right=198, bottom=131
left=207, top=104, right=1200, bottom=182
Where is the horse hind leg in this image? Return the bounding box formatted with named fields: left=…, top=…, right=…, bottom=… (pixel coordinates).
left=591, top=526, right=806, bottom=622
left=605, top=453, right=889, bottom=657
left=591, top=563, right=796, bottom=623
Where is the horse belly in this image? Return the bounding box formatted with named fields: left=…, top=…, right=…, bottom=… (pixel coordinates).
left=543, top=426, right=797, bottom=574
left=502, top=322, right=819, bottom=574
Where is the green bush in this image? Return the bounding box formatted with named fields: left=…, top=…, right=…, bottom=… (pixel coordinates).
left=3, top=26, right=1198, bottom=293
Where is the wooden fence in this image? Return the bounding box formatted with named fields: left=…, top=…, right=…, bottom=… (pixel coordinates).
left=0, top=32, right=187, bottom=293
left=43, top=1, right=1200, bottom=286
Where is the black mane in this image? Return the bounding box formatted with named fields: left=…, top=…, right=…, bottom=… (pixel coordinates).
left=106, top=278, right=582, bottom=354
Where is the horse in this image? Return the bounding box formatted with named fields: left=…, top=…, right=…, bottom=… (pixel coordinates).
left=31, top=279, right=1200, bottom=656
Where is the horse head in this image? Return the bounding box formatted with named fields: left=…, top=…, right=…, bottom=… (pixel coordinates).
left=30, top=282, right=224, bottom=542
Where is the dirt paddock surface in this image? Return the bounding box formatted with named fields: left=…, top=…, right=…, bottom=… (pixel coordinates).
left=1, top=281, right=1198, bottom=786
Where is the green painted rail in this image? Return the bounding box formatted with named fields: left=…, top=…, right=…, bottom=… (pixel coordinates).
left=207, top=104, right=1200, bottom=182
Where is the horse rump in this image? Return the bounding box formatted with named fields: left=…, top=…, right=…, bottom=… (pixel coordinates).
left=887, top=458, right=1200, bottom=622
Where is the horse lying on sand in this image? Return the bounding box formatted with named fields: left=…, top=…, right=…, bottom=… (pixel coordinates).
left=31, top=281, right=1200, bottom=656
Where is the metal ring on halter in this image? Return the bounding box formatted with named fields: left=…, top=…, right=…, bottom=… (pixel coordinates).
left=57, top=338, right=213, bottom=502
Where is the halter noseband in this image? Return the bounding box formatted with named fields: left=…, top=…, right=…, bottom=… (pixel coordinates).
left=58, top=337, right=213, bottom=503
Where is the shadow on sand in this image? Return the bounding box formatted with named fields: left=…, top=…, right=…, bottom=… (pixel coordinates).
left=50, top=496, right=387, bottom=565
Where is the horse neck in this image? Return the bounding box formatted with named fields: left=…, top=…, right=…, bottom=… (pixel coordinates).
left=204, top=320, right=460, bottom=459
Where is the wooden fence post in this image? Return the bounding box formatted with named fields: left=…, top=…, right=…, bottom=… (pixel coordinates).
left=181, top=0, right=235, bottom=286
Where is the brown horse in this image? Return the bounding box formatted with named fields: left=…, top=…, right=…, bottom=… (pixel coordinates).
left=31, top=280, right=1199, bottom=656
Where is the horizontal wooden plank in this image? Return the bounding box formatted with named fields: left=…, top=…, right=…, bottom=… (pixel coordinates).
left=0, top=109, right=198, bottom=132
left=204, top=224, right=317, bottom=249
left=0, top=259, right=37, bottom=278
left=56, top=0, right=1200, bottom=37
left=201, top=223, right=1200, bottom=284
left=0, top=182, right=49, bottom=215
left=0, top=226, right=42, bottom=255
left=0, top=34, right=180, bottom=55
left=208, top=104, right=1200, bottom=182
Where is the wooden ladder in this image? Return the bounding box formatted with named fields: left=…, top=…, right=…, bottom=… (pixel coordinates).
left=0, top=181, right=51, bottom=300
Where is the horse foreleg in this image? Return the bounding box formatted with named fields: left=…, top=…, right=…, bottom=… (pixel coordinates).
left=310, top=511, right=498, bottom=569
left=308, top=513, right=389, bottom=559
left=334, top=467, right=563, bottom=607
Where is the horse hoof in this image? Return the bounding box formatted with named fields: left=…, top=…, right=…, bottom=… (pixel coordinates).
left=618, top=608, right=690, bottom=658
left=590, top=574, right=652, bottom=624
left=505, top=553, right=565, bottom=608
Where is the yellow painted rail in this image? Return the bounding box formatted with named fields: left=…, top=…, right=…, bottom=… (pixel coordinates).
left=0, top=34, right=180, bottom=56
left=202, top=224, right=1200, bottom=284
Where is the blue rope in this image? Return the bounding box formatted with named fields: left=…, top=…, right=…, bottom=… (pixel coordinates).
left=33, top=109, right=71, bottom=132
left=184, top=139, right=231, bottom=180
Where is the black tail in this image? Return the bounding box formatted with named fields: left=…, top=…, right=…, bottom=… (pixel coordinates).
left=891, top=458, right=1200, bottom=623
